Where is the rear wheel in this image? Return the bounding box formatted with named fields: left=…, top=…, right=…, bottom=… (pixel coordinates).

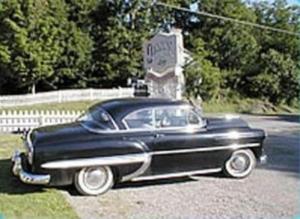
left=74, top=166, right=114, bottom=196
left=224, top=149, right=256, bottom=178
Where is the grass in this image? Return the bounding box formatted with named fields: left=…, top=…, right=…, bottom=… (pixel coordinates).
left=202, top=99, right=299, bottom=114
left=0, top=100, right=99, bottom=111
left=0, top=134, right=78, bottom=219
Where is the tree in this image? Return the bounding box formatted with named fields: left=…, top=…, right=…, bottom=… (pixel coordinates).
left=247, top=49, right=298, bottom=104
left=184, top=38, right=221, bottom=100
left=0, top=0, right=298, bottom=108
left=0, top=0, right=93, bottom=94
left=86, top=0, right=154, bottom=88
left=192, top=0, right=260, bottom=95
left=250, top=0, right=300, bottom=104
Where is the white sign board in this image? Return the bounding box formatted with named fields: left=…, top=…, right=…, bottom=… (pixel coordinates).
left=143, top=31, right=184, bottom=75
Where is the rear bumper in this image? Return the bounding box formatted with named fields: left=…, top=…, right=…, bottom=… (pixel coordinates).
left=11, top=150, right=50, bottom=185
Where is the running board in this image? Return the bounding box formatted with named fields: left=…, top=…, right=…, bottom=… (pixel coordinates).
left=131, top=168, right=222, bottom=182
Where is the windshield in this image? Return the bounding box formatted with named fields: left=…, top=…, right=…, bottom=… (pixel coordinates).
left=78, top=107, right=116, bottom=130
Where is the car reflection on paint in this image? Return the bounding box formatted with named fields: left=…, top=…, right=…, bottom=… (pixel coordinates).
left=11, top=98, right=267, bottom=196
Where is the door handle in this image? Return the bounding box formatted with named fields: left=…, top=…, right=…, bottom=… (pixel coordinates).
left=155, top=134, right=164, bottom=138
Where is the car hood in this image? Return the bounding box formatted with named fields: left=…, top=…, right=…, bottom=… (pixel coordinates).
left=205, top=117, right=249, bottom=130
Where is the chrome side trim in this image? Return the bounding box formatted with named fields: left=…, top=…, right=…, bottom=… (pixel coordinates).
left=80, top=122, right=206, bottom=134
left=41, top=153, right=148, bottom=169
left=12, top=150, right=50, bottom=185
left=121, top=142, right=152, bottom=182
left=210, top=131, right=256, bottom=140
left=131, top=168, right=222, bottom=182
left=80, top=121, right=258, bottom=140
left=121, top=154, right=152, bottom=182
left=151, top=143, right=261, bottom=156
left=41, top=143, right=261, bottom=170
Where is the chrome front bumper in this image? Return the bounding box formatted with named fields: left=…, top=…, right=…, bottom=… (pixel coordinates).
left=11, top=151, right=50, bottom=185
left=259, top=154, right=268, bottom=164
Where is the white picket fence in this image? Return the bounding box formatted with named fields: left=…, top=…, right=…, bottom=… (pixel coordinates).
left=0, top=88, right=134, bottom=107
left=0, top=110, right=83, bottom=133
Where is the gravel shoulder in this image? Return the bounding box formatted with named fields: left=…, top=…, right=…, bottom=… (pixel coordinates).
left=62, top=114, right=300, bottom=219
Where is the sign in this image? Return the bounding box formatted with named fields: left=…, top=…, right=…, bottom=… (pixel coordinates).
left=143, top=31, right=184, bottom=75
left=143, top=29, right=187, bottom=100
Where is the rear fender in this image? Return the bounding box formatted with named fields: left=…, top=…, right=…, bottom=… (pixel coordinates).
left=38, top=139, right=151, bottom=183
left=113, top=140, right=152, bottom=182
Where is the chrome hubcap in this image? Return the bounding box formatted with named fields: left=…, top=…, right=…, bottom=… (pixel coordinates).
left=83, top=167, right=108, bottom=190
left=231, top=155, right=249, bottom=172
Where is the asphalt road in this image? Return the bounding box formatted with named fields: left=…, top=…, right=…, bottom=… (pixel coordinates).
left=62, top=114, right=300, bottom=219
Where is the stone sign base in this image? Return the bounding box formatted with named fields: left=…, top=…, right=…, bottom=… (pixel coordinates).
left=145, top=68, right=185, bottom=100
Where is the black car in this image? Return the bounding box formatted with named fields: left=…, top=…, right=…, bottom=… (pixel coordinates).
left=12, top=98, right=267, bottom=196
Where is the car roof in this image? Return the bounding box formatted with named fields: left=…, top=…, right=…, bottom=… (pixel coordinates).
left=92, top=98, right=189, bottom=127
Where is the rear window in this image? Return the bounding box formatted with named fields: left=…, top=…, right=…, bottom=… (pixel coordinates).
left=79, top=107, right=116, bottom=130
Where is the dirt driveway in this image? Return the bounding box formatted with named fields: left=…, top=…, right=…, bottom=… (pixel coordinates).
left=62, top=114, right=300, bottom=219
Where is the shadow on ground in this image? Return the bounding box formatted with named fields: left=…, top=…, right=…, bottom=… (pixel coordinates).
left=114, top=172, right=227, bottom=190
left=115, top=176, right=196, bottom=189
left=64, top=173, right=224, bottom=196
left=0, top=158, right=46, bottom=195
left=257, top=132, right=299, bottom=176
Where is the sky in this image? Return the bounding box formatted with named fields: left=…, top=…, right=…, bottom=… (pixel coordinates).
left=256, top=0, right=300, bottom=5
left=189, top=0, right=300, bottom=11
left=287, top=0, right=300, bottom=5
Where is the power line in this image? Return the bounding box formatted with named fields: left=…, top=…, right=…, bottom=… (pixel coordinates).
left=155, top=1, right=300, bottom=37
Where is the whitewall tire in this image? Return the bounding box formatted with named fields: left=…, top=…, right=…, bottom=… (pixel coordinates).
left=224, top=149, right=256, bottom=178
left=74, top=166, right=114, bottom=196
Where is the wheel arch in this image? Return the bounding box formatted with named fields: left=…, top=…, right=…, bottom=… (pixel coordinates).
left=248, top=145, right=263, bottom=161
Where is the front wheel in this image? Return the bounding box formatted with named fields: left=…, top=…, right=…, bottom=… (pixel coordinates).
left=224, top=149, right=256, bottom=178
left=74, top=166, right=114, bottom=196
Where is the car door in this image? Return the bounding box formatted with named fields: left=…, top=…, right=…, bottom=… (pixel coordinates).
left=121, top=107, right=156, bottom=153
left=121, top=108, right=158, bottom=177
left=149, top=107, right=229, bottom=175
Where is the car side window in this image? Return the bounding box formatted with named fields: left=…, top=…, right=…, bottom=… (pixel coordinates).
left=155, top=108, right=187, bottom=128
left=124, top=109, right=154, bottom=129
left=155, top=107, right=202, bottom=129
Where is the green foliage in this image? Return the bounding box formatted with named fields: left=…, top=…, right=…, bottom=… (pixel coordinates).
left=249, top=0, right=300, bottom=105
left=184, top=38, right=221, bottom=100
left=89, top=0, right=153, bottom=87
left=194, top=0, right=260, bottom=94
left=248, top=49, right=298, bottom=104
left=0, top=0, right=299, bottom=107
left=1, top=100, right=97, bottom=111
left=0, top=0, right=93, bottom=93
left=0, top=134, right=78, bottom=219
